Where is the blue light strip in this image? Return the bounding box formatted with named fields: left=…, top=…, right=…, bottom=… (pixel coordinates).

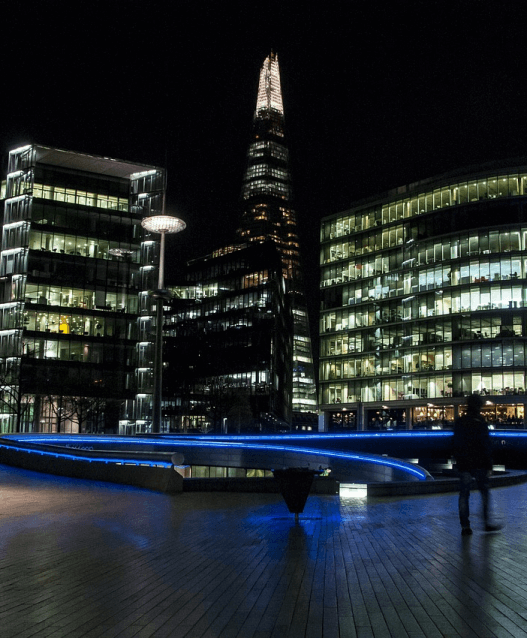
left=4, top=430, right=458, bottom=446
left=0, top=441, right=173, bottom=468
left=1, top=433, right=429, bottom=480
left=166, top=431, right=455, bottom=441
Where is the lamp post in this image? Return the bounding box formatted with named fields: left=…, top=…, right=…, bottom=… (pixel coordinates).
left=140, top=214, right=186, bottom=433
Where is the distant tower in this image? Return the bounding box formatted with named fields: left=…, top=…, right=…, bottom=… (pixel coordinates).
left=238, top=52, right=317, bottom=419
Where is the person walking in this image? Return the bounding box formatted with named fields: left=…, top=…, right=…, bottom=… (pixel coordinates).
left=452, top=393, right=501, bottom=535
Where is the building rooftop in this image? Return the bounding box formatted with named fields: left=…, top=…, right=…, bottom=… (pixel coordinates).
left=26, top=144, right=162, bottom=178
left=323, top=156, right=527, bottom=219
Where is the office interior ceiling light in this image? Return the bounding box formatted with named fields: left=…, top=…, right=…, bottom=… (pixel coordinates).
left=109, top=248, right=134, bottom=257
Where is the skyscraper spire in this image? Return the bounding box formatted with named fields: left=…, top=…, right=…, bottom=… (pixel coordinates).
left=238, top=53, right=318, bottom=419
left=256, top=51, right=284, bottom=116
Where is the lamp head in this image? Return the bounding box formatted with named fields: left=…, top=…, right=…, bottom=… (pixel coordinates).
left=141, top=215, right=186, bottom=234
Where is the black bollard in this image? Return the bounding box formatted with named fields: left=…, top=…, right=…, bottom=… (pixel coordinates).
left=273, top=468, right=323, bottom=520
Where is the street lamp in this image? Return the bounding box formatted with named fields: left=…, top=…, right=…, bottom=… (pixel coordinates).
left=140, top=214, right=186, bottom=433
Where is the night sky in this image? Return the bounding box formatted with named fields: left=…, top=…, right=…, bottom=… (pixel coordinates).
left=3, top=1, right=527, bottom=303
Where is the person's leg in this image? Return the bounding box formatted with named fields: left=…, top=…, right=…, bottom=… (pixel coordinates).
left=459, top=471, right=472, bottom=531
left=473, top=468, right=490, bottom=526
left=474, top=468, right=502, bottom=531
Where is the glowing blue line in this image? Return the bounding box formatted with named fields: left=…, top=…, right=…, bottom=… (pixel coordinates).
left=4, top=431, right=456, bottom=446
left=170, top=431, right=454, bottom=440
left=0, top=442, right=173, bottom=468
left=4, top=434, right=247, bottom=449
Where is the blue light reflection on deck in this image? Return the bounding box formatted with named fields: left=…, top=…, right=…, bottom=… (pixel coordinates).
left=2, top=433, right=429, bottom=480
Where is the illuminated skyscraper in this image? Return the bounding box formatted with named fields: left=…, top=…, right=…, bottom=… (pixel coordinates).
left=238, top=53, right=317, bottom=419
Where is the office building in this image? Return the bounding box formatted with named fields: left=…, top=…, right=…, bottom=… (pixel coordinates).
left=0, top=144, right=164, bottom=433
left=320, top=161, right=527, bottom=430
left=163, top=241, right=293, bottom=432
left=237, top=52, right=317, bottom=420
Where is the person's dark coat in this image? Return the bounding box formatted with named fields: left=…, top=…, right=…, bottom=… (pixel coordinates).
left=452, top=414, right=493, bottom=472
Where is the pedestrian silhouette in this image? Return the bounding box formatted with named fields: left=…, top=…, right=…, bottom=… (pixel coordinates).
left=452, top=393, right=501, bottom=535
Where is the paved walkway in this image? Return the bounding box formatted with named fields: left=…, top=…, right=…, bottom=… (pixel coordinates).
left=1, top=464, right=527, bottom=638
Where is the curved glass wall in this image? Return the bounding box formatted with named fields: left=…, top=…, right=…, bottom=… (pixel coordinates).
left=321, top=171, right=527, bottom=242
left=320, top=165, right=527, bottom=431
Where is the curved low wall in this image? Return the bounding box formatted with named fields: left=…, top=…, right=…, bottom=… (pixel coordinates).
left=0, top=434, right=432, bottom=489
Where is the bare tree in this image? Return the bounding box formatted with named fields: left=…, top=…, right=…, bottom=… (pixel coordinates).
left=70, top=395, right=107, bottom=433
left=0, top=359, right=32, bottom=432
left=41, top=394, right=108, bottom=433
left=42, top=395, right=79, bottom=433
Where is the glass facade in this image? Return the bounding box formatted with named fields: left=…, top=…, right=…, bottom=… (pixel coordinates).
left=0, top=145, right=164, bottom=434
left=163, top=241, right=293, bottom=434
left=320, top=163, right=527, bottom=431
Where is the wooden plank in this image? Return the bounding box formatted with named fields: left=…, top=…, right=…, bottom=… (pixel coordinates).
left=3, top=464, right=527, bottom=637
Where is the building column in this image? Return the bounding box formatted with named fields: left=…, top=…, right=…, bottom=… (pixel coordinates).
left=32, top=395, right=42, bottom=432
left=357, top=402, right=365, bottom=431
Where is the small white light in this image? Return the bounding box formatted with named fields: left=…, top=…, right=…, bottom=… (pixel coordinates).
left=339, top=483, right=367, bottom=498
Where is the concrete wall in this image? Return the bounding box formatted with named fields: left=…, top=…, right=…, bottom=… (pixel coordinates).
left=0, top=443, right=183, bottom=493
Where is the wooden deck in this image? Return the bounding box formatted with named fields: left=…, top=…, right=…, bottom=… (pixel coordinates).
left=1, top=463, right=526, bottom=638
